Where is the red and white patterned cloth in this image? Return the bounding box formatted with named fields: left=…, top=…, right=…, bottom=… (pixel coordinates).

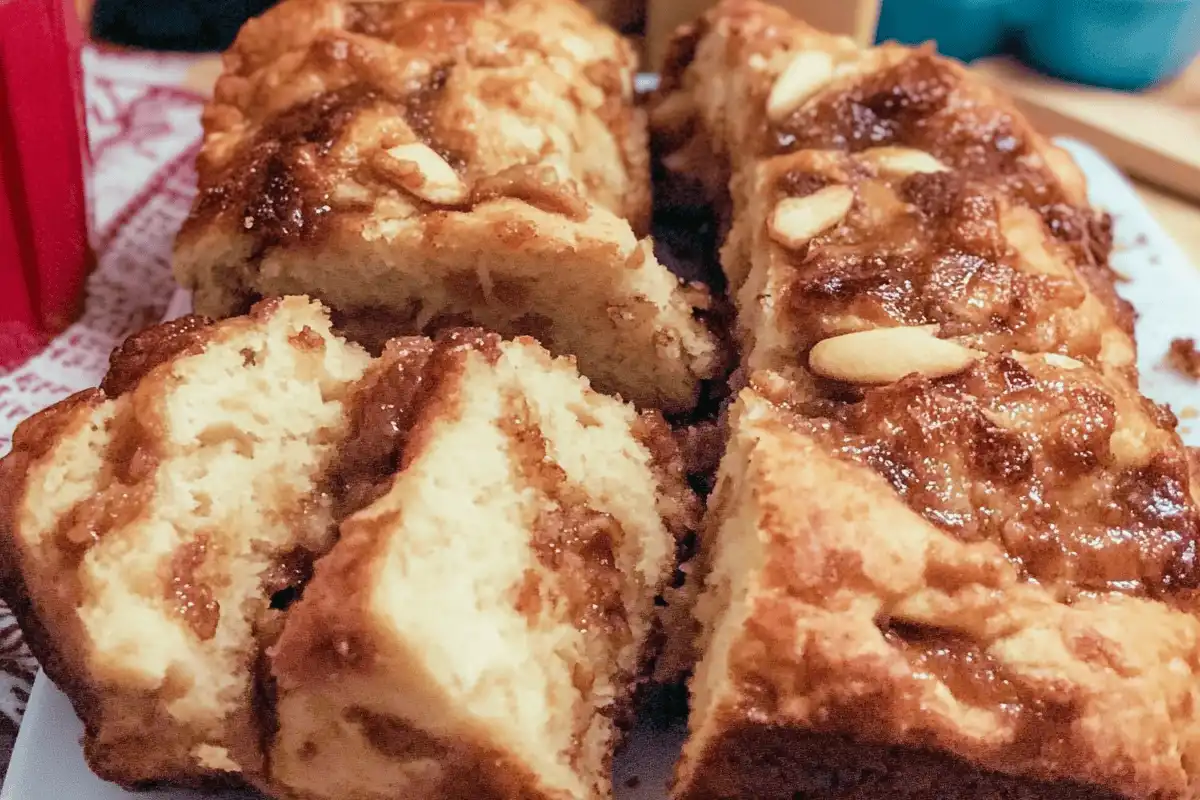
left=0, top=46, right=205, bottom=775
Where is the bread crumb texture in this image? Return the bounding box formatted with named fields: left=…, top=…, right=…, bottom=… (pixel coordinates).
left=0, top=296, right=694, bottom=800
left=174, top=0, right=723, bottom=412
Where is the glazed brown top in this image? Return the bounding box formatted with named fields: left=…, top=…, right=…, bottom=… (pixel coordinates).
left=660, top=3, right=1200, bottom=794
left=784, top=355, right=1200, bottom=598
left=179, top=0, right=648, bottom=256
left=772, top=54, right=1032, bottom=174
left=654, top=0, right=1194, bottom=602
left=772, top=163, right=1127, bottom=368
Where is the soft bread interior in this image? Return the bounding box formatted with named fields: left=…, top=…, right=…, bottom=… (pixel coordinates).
left=676, top=391, right=771, bottom=786
left=185, top=199, right=718, bottom=413
left=15, top=298, right=370, bottom=782
left=269, top=337, right=677, bottom=800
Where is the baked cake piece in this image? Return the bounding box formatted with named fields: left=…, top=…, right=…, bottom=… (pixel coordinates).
left=651, top=0, right=1130, bottom=391
left=681, top=380, right=1200, bottom=800
left=0, top=297, right=371, bottom=787
left=650, top=2, right=1200, bottom=797
left=175, top=0, right=723, bottom=413
left=266, top=331, right=698, bottom=799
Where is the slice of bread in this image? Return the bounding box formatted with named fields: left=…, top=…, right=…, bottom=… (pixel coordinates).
left=677, top=385, right=1200, bottom=800
left=0, top=297, right=371, bottom=787
left=267, top=332, right=696, bottom=799
left=175, top=0, right=724, bottom=412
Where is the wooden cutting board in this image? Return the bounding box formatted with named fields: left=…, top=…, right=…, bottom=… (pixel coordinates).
left=975, top=57, right=1200, bottom=205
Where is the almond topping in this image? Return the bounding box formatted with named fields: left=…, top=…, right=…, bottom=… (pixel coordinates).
left=766, top=51, right=835, bottom=123
left=1110, top=426, right=1152, bottom=467
left=768, top=185, right=854, bottom=249
left=1042, top=353, right=1085, bottom=370
left=809, top=326, right=984, bottom=384
left=861, top=147, right=949, bottom=177
left=372, top=143, right=468, bottom=206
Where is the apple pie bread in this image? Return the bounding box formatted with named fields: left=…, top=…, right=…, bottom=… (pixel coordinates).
left=652, top=2, right=1200, bottom=799
left=174, top=0, right=723, bottom=412
left=0, top=297, right=372, bottom=787
left=0, top=298, right=697, bottom=798
left=267, top=329, right=696, bottom=800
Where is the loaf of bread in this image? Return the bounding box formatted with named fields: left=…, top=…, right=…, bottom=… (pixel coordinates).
left=174, top=0, right=723, bottom=413
left=0, top=298, right=698, bottom=797
left=652, top=2, right=1200, bottom=798
left=0, top=297, right=371, bottom=786
left=268, top=331, right=696, bottom=799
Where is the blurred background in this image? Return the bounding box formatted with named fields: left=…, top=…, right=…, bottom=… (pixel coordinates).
left=87, top=0, right=1200, bottom=91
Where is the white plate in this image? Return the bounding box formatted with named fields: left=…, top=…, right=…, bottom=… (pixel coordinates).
left=5, top=139, right=1200, bottom=800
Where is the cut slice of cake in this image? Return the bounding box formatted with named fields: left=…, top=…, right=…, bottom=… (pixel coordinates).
left=676, top=381, right=1200, bottom=800
left=174, top=0, right=724, bottom=412
left=266, top=331, right=698, bottom=800
left=0, top=297, right=371, bottom=787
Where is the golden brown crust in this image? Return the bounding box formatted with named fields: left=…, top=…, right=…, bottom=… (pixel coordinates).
left=181, top=0, right=645, bottom=253
left=657, top=2, right=1200, bottom=798
left=680, top=394, right=1200, bottom=799
left=175, top=0, right=724, bottom=415
left=680, top=727, right=1126, bottom=800
left=99, top=315, right=216, bottom=397
left=0, top=392, right=108, bottom=767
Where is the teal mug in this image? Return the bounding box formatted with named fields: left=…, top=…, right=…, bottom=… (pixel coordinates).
left=875, top=0, right=1200, bottom=90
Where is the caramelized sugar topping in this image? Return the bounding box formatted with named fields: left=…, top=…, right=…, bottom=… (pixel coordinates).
left=790, top=356, right=1200, bottom=597
left=772, top=54, right=1029, bottom=175
left=775, top=165, right=1125, bottom=366
left=100, top=315, right=215, bottom=397
left=166, top=533, right=221, bottom=640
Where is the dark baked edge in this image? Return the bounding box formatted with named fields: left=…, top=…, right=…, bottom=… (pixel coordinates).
left=677, top=724, right=1127, bottom=800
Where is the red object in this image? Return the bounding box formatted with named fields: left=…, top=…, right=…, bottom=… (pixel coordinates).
left=0, top=0, right=94, bottom=369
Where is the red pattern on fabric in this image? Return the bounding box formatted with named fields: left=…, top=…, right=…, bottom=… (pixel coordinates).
left=0, top=46, right=205, bottom=776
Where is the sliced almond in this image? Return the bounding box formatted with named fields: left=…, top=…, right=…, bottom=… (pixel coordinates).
left=329, top=180, right=374, bottom=209
left=809, top=326, right=984, bottom=384
left=372, top=143, right=468, bottom=206
left=1109, top=425, right=1152, bottom=467
left=768, top=185, right=855, bottom=250
left=766, top=51, right=835, bottom=123
left=1001, top=205, right=1073, bottom=278
left=1041, top=353, right=1085, bottom=370
left=861, top=147, right=948, bottom=177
